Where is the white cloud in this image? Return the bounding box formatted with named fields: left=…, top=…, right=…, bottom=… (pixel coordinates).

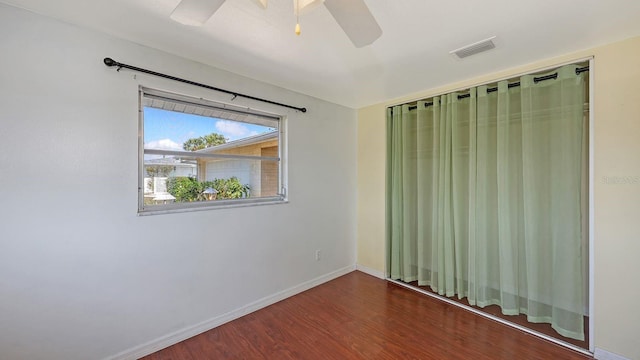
left=145, top=138, right=182, bottom=150
left=215, top=120, right=253, bottom=140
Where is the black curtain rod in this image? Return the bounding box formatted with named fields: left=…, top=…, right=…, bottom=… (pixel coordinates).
left=405, top=66, right=589, bottom=111
left=103, top=57, right=307, bottom=113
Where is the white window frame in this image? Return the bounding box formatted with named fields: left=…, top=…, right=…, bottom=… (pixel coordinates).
left=138, top=87, right=288, bottom=215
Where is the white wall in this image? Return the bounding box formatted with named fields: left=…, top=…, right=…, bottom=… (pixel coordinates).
left=0, top=4, right=357, bottom=359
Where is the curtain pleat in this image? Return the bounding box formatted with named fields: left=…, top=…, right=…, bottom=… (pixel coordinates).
left=386, top=64, right=586, bottom=340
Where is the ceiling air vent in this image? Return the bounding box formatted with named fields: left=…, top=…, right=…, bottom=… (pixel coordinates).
left=450, top=36, right=496, bottom=59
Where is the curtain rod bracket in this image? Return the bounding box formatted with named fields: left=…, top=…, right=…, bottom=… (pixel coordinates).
left=102, top=57, right=307, bottom=113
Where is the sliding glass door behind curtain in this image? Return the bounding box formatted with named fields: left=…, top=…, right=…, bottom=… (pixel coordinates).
left=386, top=64, right=588, bottom=342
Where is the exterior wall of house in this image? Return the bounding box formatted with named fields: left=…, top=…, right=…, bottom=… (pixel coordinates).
left=203, top=139, right=278, bottom=197
left=205, top=159, right=254, bottom=193
left=172, top=165, right=197, bottom=178
left=261, top=146, right=279, bottom=197
left=357, top=36, right=640, bottom=360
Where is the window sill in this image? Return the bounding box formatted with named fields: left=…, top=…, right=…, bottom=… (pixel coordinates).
left=138, top=197, right=288, bottom=216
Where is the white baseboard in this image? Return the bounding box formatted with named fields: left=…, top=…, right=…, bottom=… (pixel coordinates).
left=355, top=264, right=385, bottom=279
left=595, top=348, right=631, bottom=360
left=106, top=265, right=356, bottom=360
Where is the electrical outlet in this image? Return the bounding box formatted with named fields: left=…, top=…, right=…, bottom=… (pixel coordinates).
left=315, top=250, right=321, bottom=261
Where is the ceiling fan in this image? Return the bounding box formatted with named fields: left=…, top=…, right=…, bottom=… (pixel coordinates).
left=170, top=0, right=383, bottom=48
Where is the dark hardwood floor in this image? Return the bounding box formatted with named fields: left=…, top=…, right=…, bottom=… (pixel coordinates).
left=142, top=271, right=592, bottom=360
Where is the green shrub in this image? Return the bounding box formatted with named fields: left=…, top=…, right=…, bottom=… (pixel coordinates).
left=166, top=177, right=203, bottom=202
left=167, top=176, right=250, bottom=202
left=210, top=177, right=251, bottom=199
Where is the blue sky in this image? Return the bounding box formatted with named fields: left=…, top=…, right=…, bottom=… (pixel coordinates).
left=144, top=107, right=275, bottom=150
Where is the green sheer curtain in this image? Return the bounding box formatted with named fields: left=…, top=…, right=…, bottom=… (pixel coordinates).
left=386, top=64, right=586, bottom=340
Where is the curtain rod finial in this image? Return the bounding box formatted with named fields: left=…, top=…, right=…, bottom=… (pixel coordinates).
left=103, top=57, right=117, bottom=67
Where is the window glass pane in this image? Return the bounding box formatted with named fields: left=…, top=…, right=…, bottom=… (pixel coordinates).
left=144, top=107, right=277, bottom=151
left=141, top=90, right=282, bottom=212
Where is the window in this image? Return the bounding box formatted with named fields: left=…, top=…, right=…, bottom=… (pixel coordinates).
left=139, top=87, right=286, bottom=214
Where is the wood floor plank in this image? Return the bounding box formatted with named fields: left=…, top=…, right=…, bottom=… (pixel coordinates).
left=142, top=271, right=592, bottom=360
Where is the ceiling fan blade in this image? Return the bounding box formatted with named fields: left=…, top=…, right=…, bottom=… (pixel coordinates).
left=170, top=0, right=227, bottom=26
left=254, top=0, right=268, bottom=8
left=324, top=0, right=382, bottom=48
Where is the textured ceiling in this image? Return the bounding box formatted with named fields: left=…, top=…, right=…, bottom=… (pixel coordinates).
left=3, top=0, right=640, bottom=108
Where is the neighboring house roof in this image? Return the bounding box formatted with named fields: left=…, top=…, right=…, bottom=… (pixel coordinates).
left=144, top=131, right=277, bottom=167
left=144, top=157, right=196, bottom=167
left=197, top=131, right=277, bottom=154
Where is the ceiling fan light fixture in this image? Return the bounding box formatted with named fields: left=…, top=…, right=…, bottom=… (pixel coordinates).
left=168, top=0, right=382, bottom=47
